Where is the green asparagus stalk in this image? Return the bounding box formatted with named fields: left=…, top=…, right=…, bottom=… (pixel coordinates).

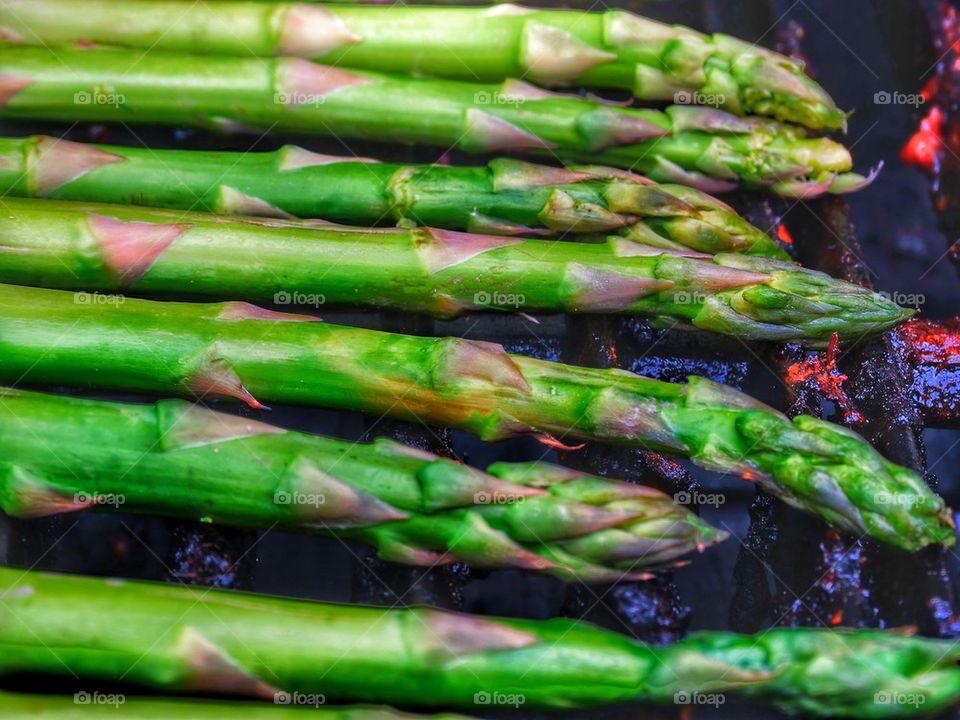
left=2, top=693, right=462, bottom=720
left=0, top=284, right=951, bottom=550
left=0, top=197, right=908, bottom=342
left=0, top=387, right=726, bottom=582
left=0, top=0, right=847, bottom=130
left=0, top=567, right=958, bottom=717
left=0, top=135, right=787, bottom=257
left=0, top=45, right=870, bottom=197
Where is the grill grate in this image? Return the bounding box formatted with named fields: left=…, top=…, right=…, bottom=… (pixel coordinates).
left=0, top=1, right=959, bottom=717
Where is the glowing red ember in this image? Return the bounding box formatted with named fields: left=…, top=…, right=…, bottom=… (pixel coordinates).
left=776, top=224, right=794, bottom=246
left=897, top=318, right=960, bottom=365
left=786, top=333, right=864, bottom=424
left=901, top=105, right=943, bottom=172
left=536, top=434, right=587, bottom=452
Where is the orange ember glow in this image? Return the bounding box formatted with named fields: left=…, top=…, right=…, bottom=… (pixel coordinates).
left=920, top=75, right=940, bottom=103
left=898, top=318, right=960, bottom=365
left=786, top=333, right=863, bottom=424
left=901, top=105, right=943, bottom=172
left=536, top=434, right=587, bottom=452
left=776, top=224, right=794, bottom=246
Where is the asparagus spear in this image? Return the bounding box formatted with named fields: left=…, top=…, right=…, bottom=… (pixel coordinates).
left=2, top=693, right=459, bottom=720
left=0, top=0, right=846, bottom=130
left=0, top=567, right=958, bottom=717
left=0, top=387, right=725, bottom=582
left=0, top=284, right=951, bottom=550
left=0, top=46, right=869, bottom=197
left=0, top=135, right=786, bottom=257
left=0, top=197, right=908, bottom=342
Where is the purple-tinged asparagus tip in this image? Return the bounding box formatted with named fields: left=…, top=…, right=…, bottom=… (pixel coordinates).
left=442, top=338, right=532, bottom=394
left=278, top=145, right=380, bottom=171
left=490, top=158, right=600, bottom=191
left=1, top=467, right=95, bottom=518
left=559, top=504, right=660, bottom=536
left=499, top=79, right=576, bottom=101
left=287, top=459, right=410, bottom=525
left=433, top=293, right=473, bottom=319
left=217, top=186, right=294, bottom=218
left=418, top=227, right=523, bottom=273
left=276, top=58, right=370, bottom=104
left=0, top=75, right=31, bottom=108
left=178, top=628, right=281, bottom=699
left=769, top=175, right=837, bottom=200
left=420, top=609, right=538, bottom=658
left=827, top=162, right=884, bottom=195
left=278, top=4, right=361, bottom=57
left=667, top=105, right=767, bottom=134
left=186, top=356, right=269, bottom=411
left=33, top=136, right=124, bottom=195
left=568, top=165, right=657, bottom=185
left=521, top=23, right=617, bottom=84
left=464, top=109, right=557, bottom=152
left=217, top=302, right=321, bottom=323
left=611, top=238, right=714, bottom=260
left=566, top=263, right=674, bottom=311
left=650, top=158, right=739, bottom=194
left=467, top=212, right=555, bottom=237
left=591, top=109, right=670, bottom=147
left=87, top=214, right=189, bottom=284
left=379, top=542, right=454, bottom=567
left=158, top=401, right=287, bottom=451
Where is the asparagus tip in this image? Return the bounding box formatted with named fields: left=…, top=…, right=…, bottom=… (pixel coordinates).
left=87, top=213, right=186, bottom=283
left=33, top=135, right=124, bottom=195
left=278, top=3, right=361, bottom=57
left=0, top=74, right=32, bottom=107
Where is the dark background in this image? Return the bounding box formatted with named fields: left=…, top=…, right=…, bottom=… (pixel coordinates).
left=1, top=1, right=959, bottom=718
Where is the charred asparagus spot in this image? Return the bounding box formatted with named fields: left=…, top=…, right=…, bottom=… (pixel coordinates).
left=0, top=46, right=869, bottom=196
left=0, top=136, right=786, bottom=258
left=1, top=567, right=959, bottom=717
left=0, top=388, right=726, bottom=583
left=0, top=0, right=847, bottom=130
left=0, top=284, right=952, bottom=551
left=0, top=197, right=910, bottom=344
